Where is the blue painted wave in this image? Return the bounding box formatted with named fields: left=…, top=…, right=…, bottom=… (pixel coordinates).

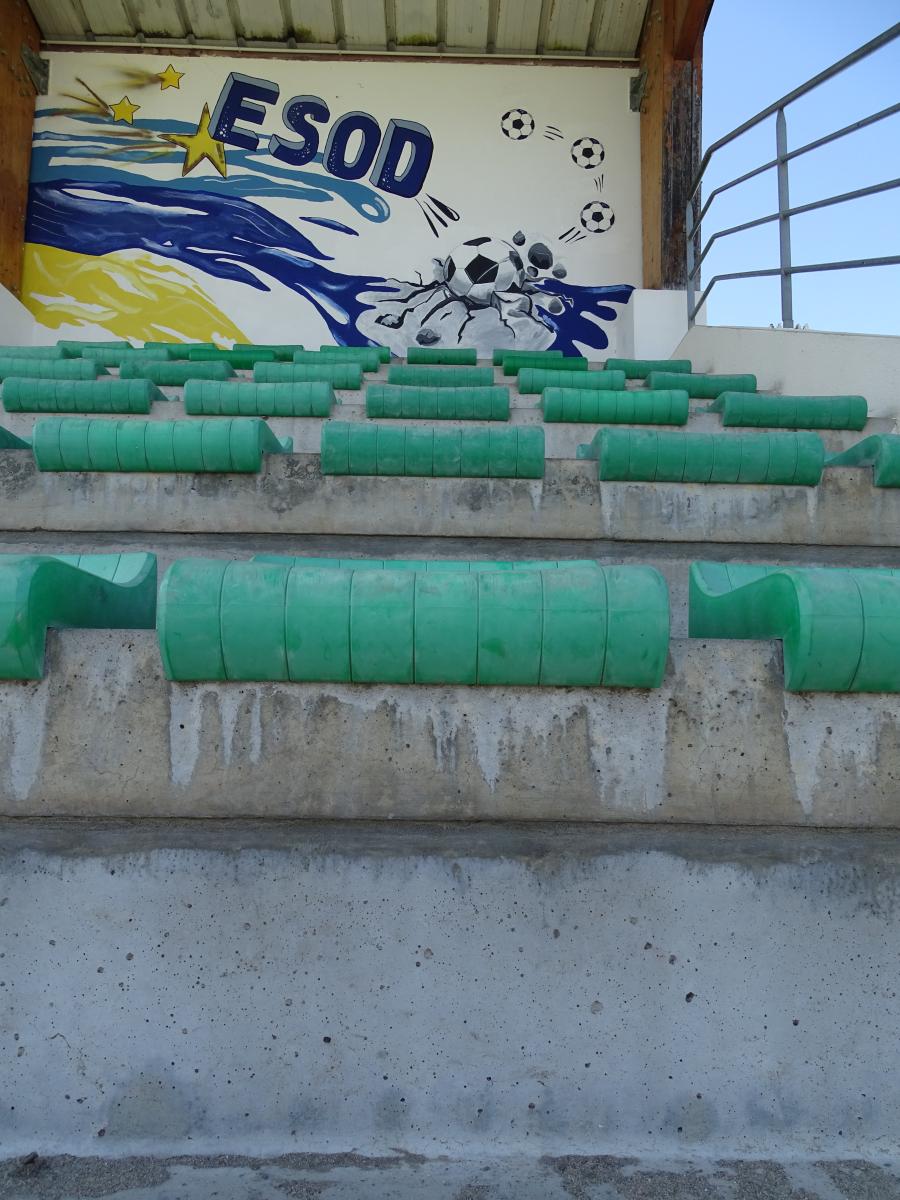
left=27, top=171, right=632, bottom=351
left=27, top=178, right=392, bottom=343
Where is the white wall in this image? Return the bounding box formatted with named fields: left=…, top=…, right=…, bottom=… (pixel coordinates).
left=0, top=285, right=39, bottom=345
left=676, top=325, right=900, bottom=419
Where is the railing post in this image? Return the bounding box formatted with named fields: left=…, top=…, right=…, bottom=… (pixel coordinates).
left=685, top=198, right=696, bottom=325
left=776, top=107, right=794, bottom=328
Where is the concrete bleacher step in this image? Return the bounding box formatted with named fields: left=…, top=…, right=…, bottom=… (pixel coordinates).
left=2, top=530, right=898, bottom=637
left=1, top=401, right=890, bottom=458
left=1, top=447, right=898, bottom=544
left=2, top=628, right=898, bottom=826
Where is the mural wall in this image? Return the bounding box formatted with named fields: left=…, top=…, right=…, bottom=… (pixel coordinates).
left=23, top=52, right=641, bottom=358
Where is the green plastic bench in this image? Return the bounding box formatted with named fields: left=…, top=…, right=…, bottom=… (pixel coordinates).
left=57, top=340, right=131, bottom=356
left=0, top=345, right=70, bottom=359
left=710, top=392, right=868, bottom=430
left=254, top=361, right=363, bottom=389
left=366, top=385, right=509, bottom=420
left=321, top=344, right=390, bottom=362
left=689, top=560, right=900, bottom=691
left=517, top=368, right=627, bottom=394
left=542, top=388, right=689, bottom=425
left=580, top=428, right=824, bottom=485
left=645, top=371, right=757, bottom=398
left=603, top=358, right=692, bottom=379
left=0, top=552, right=157, bottom=679
left=31, top=417, right=292, bottom=472
left=407, top=347, right=477, bottom=365
left=293, top=348, right=381, bottom=372
left=3, top=378, right=164, bottom=414
left=183, top=380, right=335, bottom=417
left=492, top=348, right=563, bottom=366
left=825, top=434, right=900, bottom=485
left=387, top=365, right=494, bottom=388
left=0, top=358, right=106, bottom=381
left=501, top=353, right=587, bottom=376
left=321, top=421, right=544, bottom=477
left=158, top=558, right=669, bottom=687
left=120, top=359, right=235, bottom=385
left=234, top=343, right=304, bottom=360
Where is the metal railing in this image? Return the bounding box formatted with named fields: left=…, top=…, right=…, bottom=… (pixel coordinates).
left=686, top=22, right=900, bottom=327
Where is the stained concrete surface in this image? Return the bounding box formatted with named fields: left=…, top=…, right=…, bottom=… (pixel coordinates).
left=1, top=449, right=899, bottom=545
left=3, top=822, right=900, bottom=1161
left=5, top=631, right=900, bottom=823
left=2, top=1153, right=900, bottom=1199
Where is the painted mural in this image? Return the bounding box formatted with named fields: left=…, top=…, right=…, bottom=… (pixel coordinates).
left=24, top=53, right=639, bottom=357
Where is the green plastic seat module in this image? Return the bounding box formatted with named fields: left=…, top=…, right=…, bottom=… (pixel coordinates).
left=3, top=378, right=164, bottom=414
left=31, top=417, right=292, bottom=472
left=0, top=357, right=106, bottom=381
left=366, top=385, right=509, bottom=421
left=501, top=353, right=587, bottom=376
left=689, top=560, right=900, bottom=691
left=492, top=348, right=563, bottom=366
left=387, top=365, right=494, bottom=388
left=407, top=347, right=477, bottom=365
left=581, top=428, right=824, bottom=485
left=254, top=361, right=363, bottom=389
left=603, top=358, right=692, bottom=379
left=184, top=380, right=335, bottom=417
left=320, top=421, right=544, bottom=477
left=293, top=348, right=381, bottom=372
left=517, top=368, right=627, bottom=394
left=825, top=435, right=900, bottom=486
left=710, top=392, right=868, bottom=430
left=120, top=359, right=235, bottom=385
left=158, top=558, right=669, bottom=687
left=542, top=388, right=689, bottom=425
left=321, top=344, right=390, bottom=362
left=645, top=371, right=757, bottom=398
left=0, top=552, right=157, bottom=679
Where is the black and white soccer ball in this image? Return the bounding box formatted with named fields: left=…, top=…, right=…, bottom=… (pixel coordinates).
left=580, top=201, right=615, bottom=233
left=445, top=238, right=525, bottom=303
left=500, top=108, right=535, bottom=140
left=571, top=137, right=605, bottom=169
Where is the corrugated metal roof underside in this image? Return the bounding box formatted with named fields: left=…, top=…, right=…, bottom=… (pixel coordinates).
left=25, top=0, right=648, bottom=59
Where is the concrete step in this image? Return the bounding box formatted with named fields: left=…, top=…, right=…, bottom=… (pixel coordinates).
left=3, top=1150, right=897, bottom=1198
left=2, top=820, right=899, bottom=1164
left=2, top=629, right=898, bottom=825
left=2, top=531, right=898, bottom=637
left=1, top=451, right=897, bottom=545
left=1, top=401, right=890, bottom=458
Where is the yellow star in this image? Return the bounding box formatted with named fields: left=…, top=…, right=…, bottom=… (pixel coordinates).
left=164, top=103, right=228, bottom=178
left=158, top=63, right=184, bottom=90
left=110, top=95, right=140, bottom=124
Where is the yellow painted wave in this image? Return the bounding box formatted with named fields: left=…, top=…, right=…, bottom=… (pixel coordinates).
left=21, top=244, right=247, bottom=344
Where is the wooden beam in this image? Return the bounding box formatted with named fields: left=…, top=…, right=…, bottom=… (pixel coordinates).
left=673, top=0, right=713, bottom=61
left=0, top=0, right=40, bottom=298
left=638, top=0, right=707, bottom=289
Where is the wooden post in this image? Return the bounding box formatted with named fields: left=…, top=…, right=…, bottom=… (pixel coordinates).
left=0, top=0, right=41, bottom=297
left=638, top=0, right=712, bottom=289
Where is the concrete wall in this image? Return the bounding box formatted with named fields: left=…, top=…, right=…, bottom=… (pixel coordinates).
left=676, top=325, right=900, bottom=419
left=3, top=630, right=900, bottom=826
left=4, top=819, right=900, bottom=1161
left=1, top=451, right=897, bottom=546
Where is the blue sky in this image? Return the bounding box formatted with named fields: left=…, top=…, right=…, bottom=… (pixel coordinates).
left=700, top=1, right=899, bottom=334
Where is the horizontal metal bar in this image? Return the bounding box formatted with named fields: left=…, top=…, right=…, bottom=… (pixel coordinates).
left=786, top=176, right=900, bottom=220
left=786, top=254, right=900, bottom=276
left=688, top=21, right=900, bottom=204
left=695, top=101, right=900, bottom=229
left=688, top=256, right=900, bottom=323
left=691, top=177, right=900, bottom=278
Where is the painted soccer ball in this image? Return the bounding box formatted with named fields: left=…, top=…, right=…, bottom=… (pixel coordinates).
left=571, top=136, right=605, bottom=169
left=500, top=108, right=535, bottom=140
left=580, top=201, right=615, bottom=233
left=445, top=238, right=525, bottom=303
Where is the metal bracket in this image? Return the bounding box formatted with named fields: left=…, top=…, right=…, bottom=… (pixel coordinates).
left=21, top=46, right=49, bottom=96
left=629, top=70, right=647, bottom=113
